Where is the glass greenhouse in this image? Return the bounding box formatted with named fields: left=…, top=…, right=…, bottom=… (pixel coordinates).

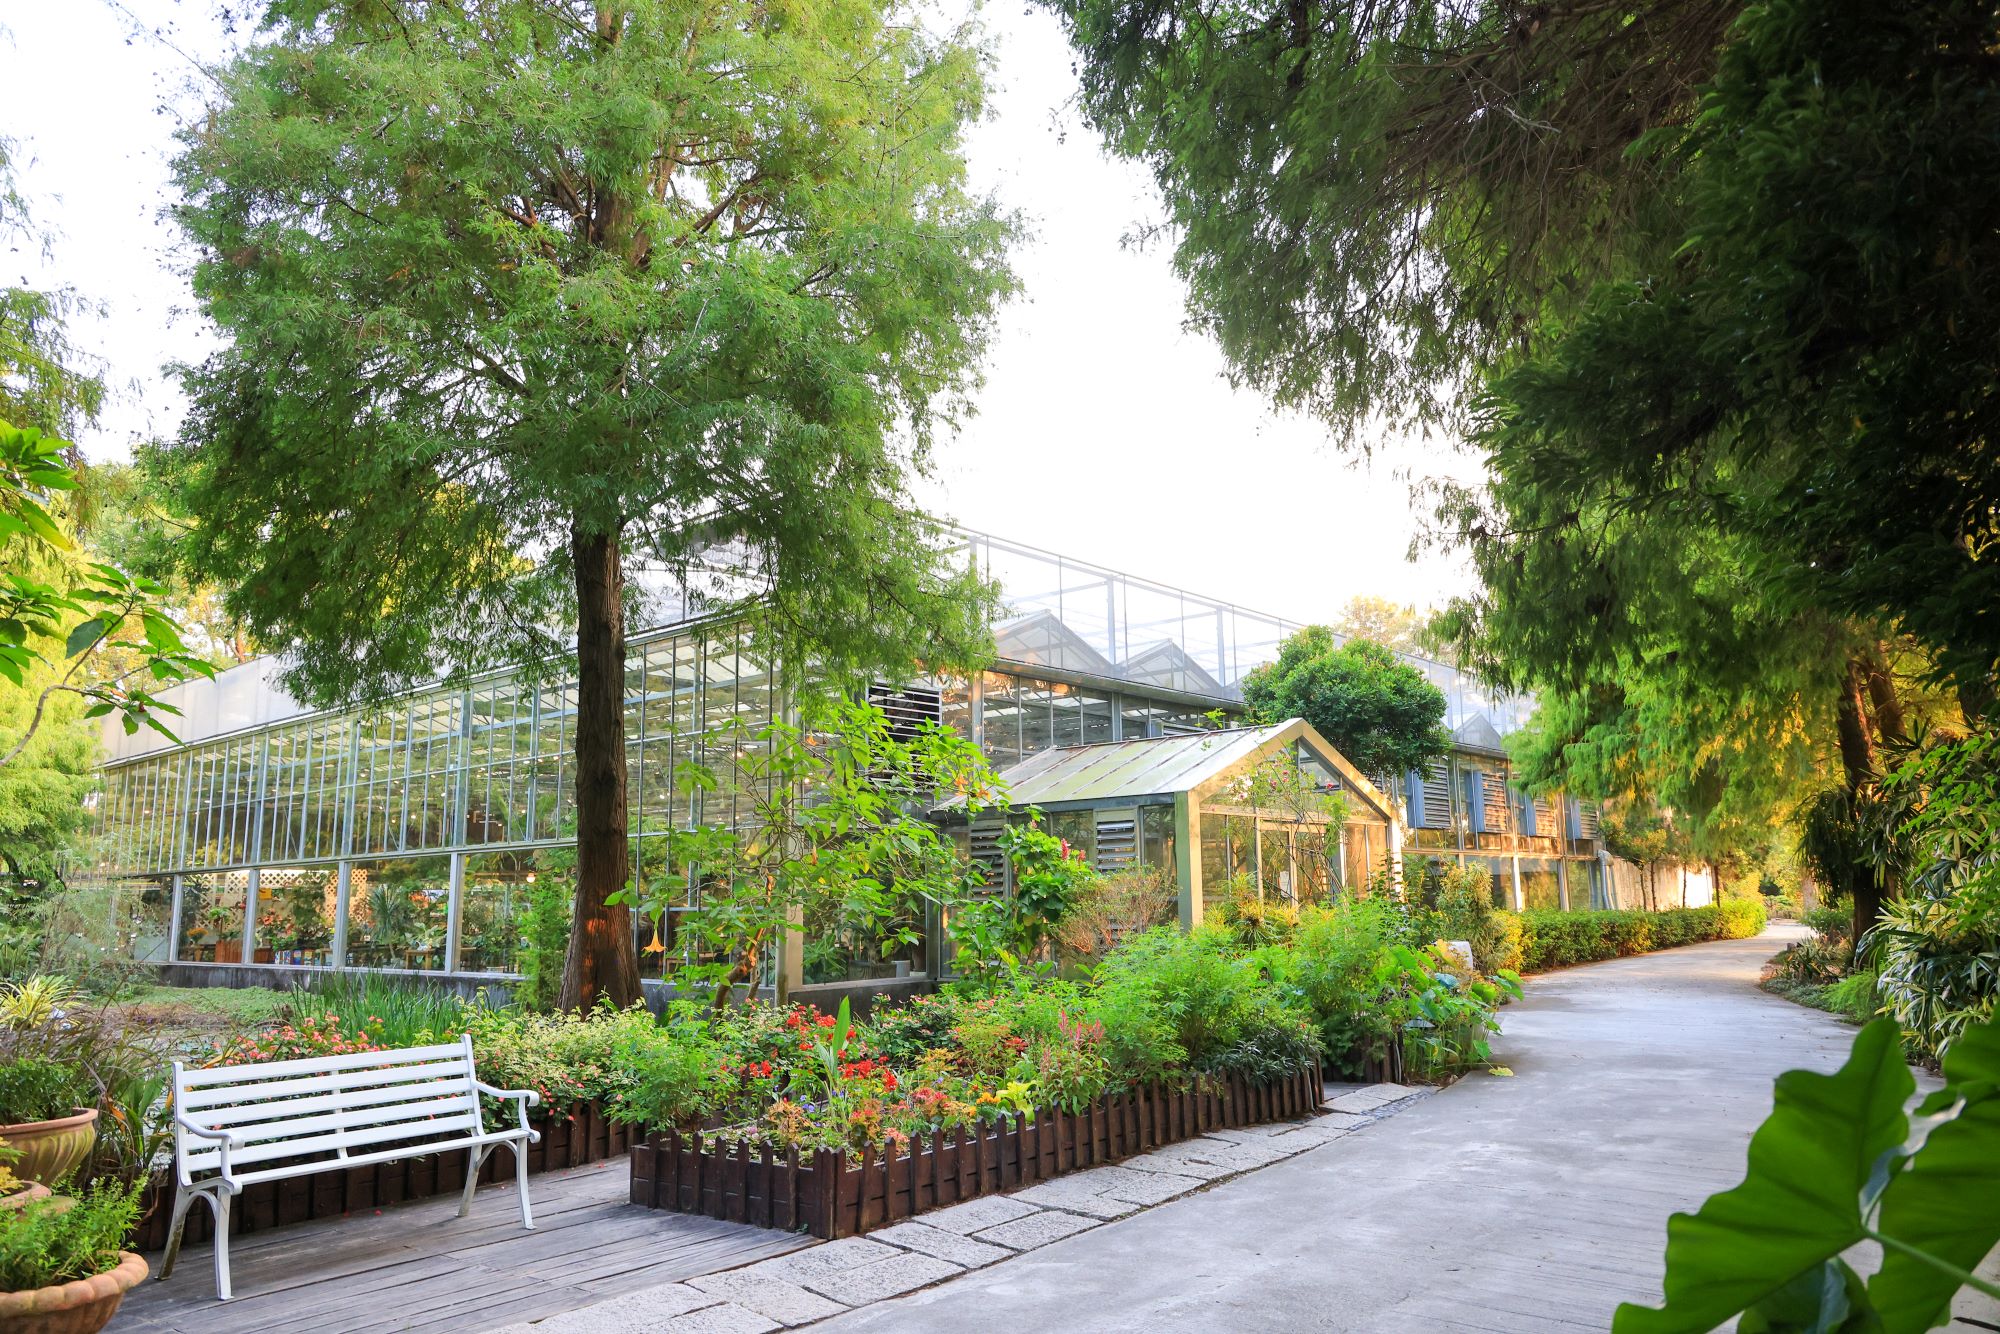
left=85, top=529, right=1605, bottom=995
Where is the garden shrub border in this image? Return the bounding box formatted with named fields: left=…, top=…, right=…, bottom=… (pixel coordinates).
left=630, top=1062, right=1323, bottom=1238
left=125, top=1101, right=630, bottom=1252
left=1508, top=901, right=1767, bottom=974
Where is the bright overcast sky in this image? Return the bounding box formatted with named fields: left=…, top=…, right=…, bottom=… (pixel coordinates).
left=2, top=1, right=1482, bottom=625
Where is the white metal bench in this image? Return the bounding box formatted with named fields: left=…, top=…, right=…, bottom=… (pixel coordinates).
left=160, top=1034, right=541, bottom=1300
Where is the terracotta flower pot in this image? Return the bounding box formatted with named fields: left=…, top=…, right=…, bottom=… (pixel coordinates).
left=0, top=1251, right=147, bottom=1334
left=0, top=1184, right=52, bottom=1211
left=0, top=1111, right=98, bottom=1189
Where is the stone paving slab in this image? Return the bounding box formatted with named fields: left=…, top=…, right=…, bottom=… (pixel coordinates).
left=971, top=1209, right=1102, bottom=1251
left=655, top=1303, right=782, bottom=1334
left=486, top=1283, right=718, bottom=1334
left=910, top=1195, right=1040, bottom=1235
left=1007, top=1175, right=1141, bottom=1219
left=868, top=1222, right=1012, bottom=1268
left=1325, top=1082, right=1415, bottom=1114
left=751, top=1237, right=899, bottom=1286
left=688, top=1271, right=848, bottom=1327
left=796, top=1254, right=963, bottom=1306
left=1065, top=1162, right=1206, bottom=1206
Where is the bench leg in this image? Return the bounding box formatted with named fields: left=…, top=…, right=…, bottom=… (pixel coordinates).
left=459, top=1144, right=490, bottom=1218
left=156, top=1185, right=196, bottom=1282
left=209, top=1190, right=235, bottom=1301
left=514, top=1141, right=535, bottom=1231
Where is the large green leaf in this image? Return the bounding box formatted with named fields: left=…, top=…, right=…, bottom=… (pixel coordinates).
left=1615, top=1020, right=1914, bottom=1333
left=1867, top=1014, right=2000, bottom=1330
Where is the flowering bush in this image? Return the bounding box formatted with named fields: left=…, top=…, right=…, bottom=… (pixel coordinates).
left=206, top=1012, right=384, bottom=1067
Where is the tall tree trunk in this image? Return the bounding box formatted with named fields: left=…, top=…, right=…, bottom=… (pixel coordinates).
left=1835, top=655, right=1884, bottom=947
left=559, top=524, right=641, bottom=1013
left=1863, top=645, right=1907, bottom=745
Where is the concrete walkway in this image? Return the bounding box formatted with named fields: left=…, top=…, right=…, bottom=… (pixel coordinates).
left=817, top=927, right=1977, bottom=1332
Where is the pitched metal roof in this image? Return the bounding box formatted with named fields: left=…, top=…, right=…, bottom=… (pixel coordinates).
left=983, top=724, right=1293, bottom=807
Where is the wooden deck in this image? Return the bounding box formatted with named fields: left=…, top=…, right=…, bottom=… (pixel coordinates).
left=115, top=1157, right=817, bottom=1334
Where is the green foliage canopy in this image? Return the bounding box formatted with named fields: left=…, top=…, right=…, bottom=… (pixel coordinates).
left=1240, top=629, right=1451, bottom=778
left=164, top=0, right=1018, bottom=1007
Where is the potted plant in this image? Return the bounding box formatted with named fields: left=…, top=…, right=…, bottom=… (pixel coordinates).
left=0, top=1061, right=98, bottom=1189
left=0, top=1180, right=147, bottom=1334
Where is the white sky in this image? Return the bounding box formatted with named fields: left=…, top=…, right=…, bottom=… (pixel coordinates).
left=2, top=0, right=1481, bottom=625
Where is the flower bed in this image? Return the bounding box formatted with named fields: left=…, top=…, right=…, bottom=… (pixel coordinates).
left=630, top=1063, right=1323, bottom=1237
left=126, top=1100, right=632, bottom=1252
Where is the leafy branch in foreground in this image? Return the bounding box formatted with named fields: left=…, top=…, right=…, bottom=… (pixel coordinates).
left=0, top=420, right=212, bottom=766
left=1616, top=1012, right=2000, bottom=1332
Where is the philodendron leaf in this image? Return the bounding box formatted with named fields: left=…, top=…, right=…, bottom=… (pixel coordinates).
left=1866, top=1013, right=2000, bottom=1331
left=1738, top=1259, right=1882, bottom=1334
left=1615, top=1020, right=1914, bottom=1334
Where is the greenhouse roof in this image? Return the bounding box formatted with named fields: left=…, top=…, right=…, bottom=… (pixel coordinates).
left=972, top=719, right=1395, bottom=821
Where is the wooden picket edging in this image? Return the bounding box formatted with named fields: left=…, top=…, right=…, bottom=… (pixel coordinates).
left=128, top=1100, right=633, bottom=1252
left=630, top=1063, right=1322, bottom=1239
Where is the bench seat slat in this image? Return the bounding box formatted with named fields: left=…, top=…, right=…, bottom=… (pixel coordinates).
left=219, top=1128, right=531, bottom=1188
left=179, top=1059, right=472, bottom=1110
left=184, top=1110, right=484, bottom=1173
left=179, top=1041, right=469, bottom=1087
left=185, top=1092, right=478, bottom=1150
left=187, top=1075, right=479, bottom=1129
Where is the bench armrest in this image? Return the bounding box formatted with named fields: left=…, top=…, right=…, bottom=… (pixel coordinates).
left=176, top=1114, right=242, bottom=1181
left=475, top=1081, right=542, bottom=1143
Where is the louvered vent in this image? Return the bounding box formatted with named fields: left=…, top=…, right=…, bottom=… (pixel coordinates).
left=1094, top=816, right=1137, bottom=872
left=1419, top=763, right=1452, bottom=829
left=867, top=682, right=944, bottom=742
left=967, top=819, right=1008, bottom=895
left=1483, top=776, right=1511, bottom=835
left=1578, top=803, right=1601, bottom=838
left=1533, top=798, right=1555, bottom=837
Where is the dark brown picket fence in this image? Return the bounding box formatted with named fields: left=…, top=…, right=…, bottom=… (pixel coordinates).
left=129, top=1101, right=634, bottom=1252
left=630, top=1063, right=1323, bottom=1239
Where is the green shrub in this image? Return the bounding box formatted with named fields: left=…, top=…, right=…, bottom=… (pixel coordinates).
left=0, top=1178, right=144, bottom=1290
left=1268, top=898, right=1409, bottom=1075
left=1509, top=901, right=1766, bottom=973
left=1091, top=926, right=1319, bottom=1078
left=432, top=999, right=660, bottom=1115
left=513, top=877, right=574, bottom=1013
left=1823, top=967, right=1883, bottom=1023
left=607, top=1004, right=730, bottom=1132
left=0, top=1056, right=92, bottom=1125
left=1410, top=859, right=1521, bottom=973
left=1866, top=894, right=1999, bottom=1065
left=1799, top=905, right=1851, bottom=946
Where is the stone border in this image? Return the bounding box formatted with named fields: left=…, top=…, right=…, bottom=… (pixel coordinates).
left=489, top=1083, right=1426, bottom=1334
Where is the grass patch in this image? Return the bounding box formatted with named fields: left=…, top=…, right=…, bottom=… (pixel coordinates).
left=1761, top=968, right=1883, bottom=1025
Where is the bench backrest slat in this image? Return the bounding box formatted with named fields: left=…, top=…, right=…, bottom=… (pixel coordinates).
left=180, top=1041, right=469, bottom=1087
left=173, top=1034, right=495, bottom=1186
left=179, top=1058, right=472, bottom=1112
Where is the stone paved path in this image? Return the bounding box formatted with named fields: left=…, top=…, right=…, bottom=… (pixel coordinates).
left=815, top=927, right=1999, bottom=1332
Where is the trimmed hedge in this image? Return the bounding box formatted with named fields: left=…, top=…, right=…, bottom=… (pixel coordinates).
left=1505, top=900, right=1767, bottom=973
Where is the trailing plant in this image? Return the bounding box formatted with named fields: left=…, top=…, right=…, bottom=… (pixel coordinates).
left=0, top=1177, right=144, bottom=1291
left=1616, top=1011, right=2000, bottom=1332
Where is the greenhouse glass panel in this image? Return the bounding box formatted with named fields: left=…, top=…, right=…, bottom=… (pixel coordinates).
left=346, top=856, right=451, bottom=971
left=255, top=866, right=337, bottom=966
left=177, top=870, right=249, bottom=963
left=460, top=848, right=540, bottom=975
